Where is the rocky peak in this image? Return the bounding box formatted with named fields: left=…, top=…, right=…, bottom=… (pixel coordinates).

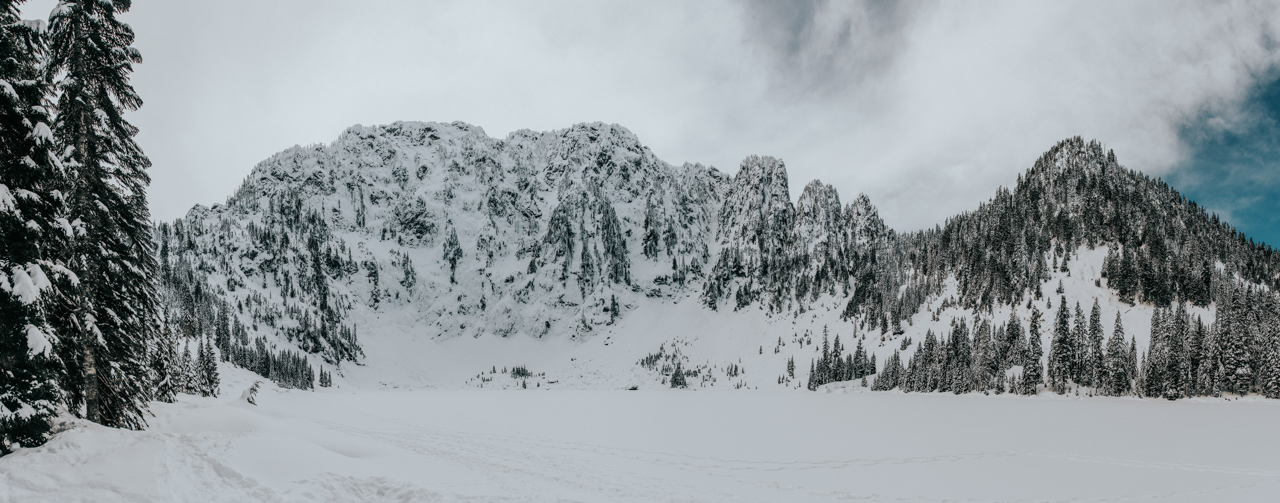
left=793, top=180, right=848, bottom=303
left=794, top=180, right=843, bottom=254
left=843, top=193, right=887, bottom=249
left=704, top=155, right=797, bottom=311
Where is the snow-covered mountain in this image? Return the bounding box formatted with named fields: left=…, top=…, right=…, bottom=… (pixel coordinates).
left=155, top=124, right=1280, bottom=395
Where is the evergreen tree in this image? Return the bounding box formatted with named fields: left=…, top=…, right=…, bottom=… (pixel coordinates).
left=443, top=227, right=462, bottom=284
left=1023, top=307, right=1043, bottom=393
left=871, top=350, right=903, bottom=391
left=1127, top=337, right=1138, bottom=391
left=1222, top=290, right=1253, bottom=395
left=852, top=339, right=866, bottom=379
left=818, top=327, right=830, bottom=385
left=214, top=301, right=230, bottom=361
left=1261, top=330, right=1280, bottom=399
left=399, top=254, right=416, bottom=293
left=829, top=328, right=843, bottom=382
left=1087, top=299, right=1104, bottom=388
left=46, top=0, right=158, bottom=429
left=972, top=319, right=992, bottom=390
left=1049, top=297, right=1071, bottom=392
left=1003, top=309, right=1023, bottom=369
left=1187, top=316, right=1206, bottom=393
left=669, top=361, right=686, bottom=388
left=1167, top=303, right=1189, bottom=399
left=197, top=336, right=218, bottom=397
left=177, top=342, right=194, bottom=394
left=1104, top=312, right=1129, bottom=395
left=149, top=322, right=177, bottom=403
left=1143, top=308, right=1167, bottom=398
left=1072, top=302, right=1086, bottom=384
left=0, top=0, right=69, bottom=452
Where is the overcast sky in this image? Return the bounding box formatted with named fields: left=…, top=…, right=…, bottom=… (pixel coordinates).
left=20, top=0, right=1280, bottom=242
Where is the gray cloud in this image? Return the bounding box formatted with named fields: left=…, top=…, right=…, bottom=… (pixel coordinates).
left=738, top=0, right=922, bottom=95
left=18, top=0, right=1280, bottom=234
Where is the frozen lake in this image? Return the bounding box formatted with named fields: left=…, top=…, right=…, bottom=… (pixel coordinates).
left=4, top=369, right=1279, bottom=502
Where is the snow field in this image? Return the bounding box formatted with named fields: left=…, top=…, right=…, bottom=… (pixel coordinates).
left=3, top=365, right=1280, bottom=502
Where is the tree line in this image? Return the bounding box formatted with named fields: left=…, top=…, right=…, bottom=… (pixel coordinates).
left=856, top=283, right=1280, bottom=399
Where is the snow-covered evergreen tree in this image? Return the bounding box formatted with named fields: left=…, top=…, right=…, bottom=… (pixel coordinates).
left=1104, top=312, right=1130, bottom=396
left=1221, top=290, right=1253, bottom=395
left=0, top=0, right=72, bottom=453
left=669, top=361, right=686, bottom=389
left=1071, top=302, right=1086, bottom=385
left=1086, top=299, right=1104, bottom=389
left=178, top=342, right=194, bottom=394
left=149, top=322, right=177, bottom=403
left=197, top=336, right=218, bottom=397
left=1049, top=297, right=1071, bottom=392
left=46, top=0, right=157, bottom=429
left=1023, top=307, right=1043, bottom=394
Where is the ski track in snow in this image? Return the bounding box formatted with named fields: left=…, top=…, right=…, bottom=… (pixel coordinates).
left=4, top=366, right=1280, bottom=502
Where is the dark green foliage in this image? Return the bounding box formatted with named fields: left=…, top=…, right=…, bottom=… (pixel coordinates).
left=149, top=323, right=178, bottom=403
left=1104, top=313, right=1131, bottom=396
left=871, top=349, right=904, bottom=391
left=1023, top=307, right=1043, bottom=393
left=670, top=361, right=686, bottom=388
left=510, top=365, right=532, bottom=379
left=1221, top=290, right=1254, bottom=395
left=1086, top=299, right=1104, bottom=388
left=197, top=336, right=219, bottom=397
left=46, top=0, right=157, bottom=430
left=805, top=326, right=868, bottom=390
left=444, top=226, right=462, bottom=284
left=0, top=0, right=68, bottom=453
left=1049, top=297, right=1072, bottom=392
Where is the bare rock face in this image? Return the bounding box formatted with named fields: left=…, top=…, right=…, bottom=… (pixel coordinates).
left=703, top=155, right=796, bottom=311
left=160, top=121, right=737, bottom=348
left=159, top=119, right=908, bottom=367
left=793, top=180, right=848, bottom=305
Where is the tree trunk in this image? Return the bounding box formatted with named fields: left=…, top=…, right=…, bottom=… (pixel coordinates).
left=79, top=104, right=98, bottom=423
left=84, top=340, right=98, bottom=422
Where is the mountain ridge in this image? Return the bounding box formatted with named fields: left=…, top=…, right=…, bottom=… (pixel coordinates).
left=152, top=121, right=1280, bottom=398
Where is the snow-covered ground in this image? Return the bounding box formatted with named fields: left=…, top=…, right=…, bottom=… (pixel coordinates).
left=2, top=245, right=1267, bottom=502
left=4, top=366, right=1279, bottom=502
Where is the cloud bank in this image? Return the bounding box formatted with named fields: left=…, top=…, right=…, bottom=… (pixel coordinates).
left=20, top=0, right=1280, bottom=235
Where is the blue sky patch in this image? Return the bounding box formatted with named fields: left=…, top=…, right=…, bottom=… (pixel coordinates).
left=1168, top=70, right=1280, bottom=250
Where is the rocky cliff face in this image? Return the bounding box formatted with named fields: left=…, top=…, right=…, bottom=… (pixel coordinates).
left=160, top=122, right=807, bottom=360
left=793, top=180, right=849, bottom=305
left=703, top=155, right=796, bottom=311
